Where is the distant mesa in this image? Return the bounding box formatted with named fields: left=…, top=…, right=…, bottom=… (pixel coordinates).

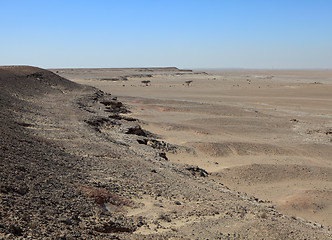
left=136, top=67, right=184, bottom=72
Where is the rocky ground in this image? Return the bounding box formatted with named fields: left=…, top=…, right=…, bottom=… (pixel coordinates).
left=1, top=66, right=331, bottom=239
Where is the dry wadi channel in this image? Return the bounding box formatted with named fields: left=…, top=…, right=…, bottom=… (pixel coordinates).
left=1, top=66, right=332, bottom=239
left=55, top=67, right=332, bottom=228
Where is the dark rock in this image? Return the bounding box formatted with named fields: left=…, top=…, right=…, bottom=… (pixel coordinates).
left=84, top=117, right=117, bottom=132
left=186, top=166, right=209, bottom=177
left=26, top=72, right=44, bottom=79
left=0, top=185, right=29, bottom=195
left=94, top=220, right=136, bottom=233
left=16, top=122, right=33, bottom=127
left=137, top=138, right=148, bottom=145
left=159, top=152, right=168, bottom=160
left=100, top=101, right=122, bottom=108
left=60, top=217, right=72, bottom=225
left=108, top=114, right=136, bottom=122
left=125, top=126, right=147, bottom=137
left=9, top=224, right=23, bottom=236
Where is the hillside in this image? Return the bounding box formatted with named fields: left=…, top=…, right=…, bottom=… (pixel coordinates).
left=0, top=66, right=331, bottom=239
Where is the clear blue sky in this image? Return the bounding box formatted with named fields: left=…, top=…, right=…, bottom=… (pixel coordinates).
left=1, top=0, right=331, bottom=69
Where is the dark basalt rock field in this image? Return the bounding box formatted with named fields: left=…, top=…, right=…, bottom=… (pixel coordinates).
left=0, top=66, right=331, bottom=239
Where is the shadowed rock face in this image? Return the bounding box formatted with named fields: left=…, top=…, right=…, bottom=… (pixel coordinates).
left=0, top=66, right=331, bottom=239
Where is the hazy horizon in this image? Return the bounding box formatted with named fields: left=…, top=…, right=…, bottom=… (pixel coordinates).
left=1, top=0, right=331, bottom=69
left=3, top=65, right=332, bottom=71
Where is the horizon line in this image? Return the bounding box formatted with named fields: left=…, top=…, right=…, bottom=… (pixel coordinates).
left=1, top=65, right=332, bottom=71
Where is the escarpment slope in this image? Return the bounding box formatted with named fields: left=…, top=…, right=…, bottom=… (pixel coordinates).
left=0, top=66, right=331, bottom=239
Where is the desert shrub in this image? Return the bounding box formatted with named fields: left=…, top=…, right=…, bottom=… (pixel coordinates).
left=141, top=80, right=151, bottom=86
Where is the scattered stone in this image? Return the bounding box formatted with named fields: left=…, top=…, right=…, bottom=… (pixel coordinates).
left=159, top=152, right=168, bottom=160
left=100, top=100, right=122, bottom=108
left=85, top=117, right=116, bottom=132
left=186, top=166, right=209, bottom=177
left=9, top=224, right=23, bottom=236
left=94, top=220, right=136, bottom=233
left=174, top=201, right=182, bottom=205
left=158, top=213, right=171, bottom=222
left=125, top=126, right=147, bottom=136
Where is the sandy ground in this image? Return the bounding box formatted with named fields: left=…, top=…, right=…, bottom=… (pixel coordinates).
left=53, top=68, right=332, bottom=228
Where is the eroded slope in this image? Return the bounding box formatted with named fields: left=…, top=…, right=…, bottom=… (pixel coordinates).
left=1, top=66, right=331, bottom=239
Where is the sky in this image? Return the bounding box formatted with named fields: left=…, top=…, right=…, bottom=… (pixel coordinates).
left=0, top=0, right=331, bottom=69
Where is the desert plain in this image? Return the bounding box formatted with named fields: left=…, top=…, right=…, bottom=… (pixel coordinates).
left=1, top=66, right=331, bottom=239
left=57, top=67, right=332, bottom=227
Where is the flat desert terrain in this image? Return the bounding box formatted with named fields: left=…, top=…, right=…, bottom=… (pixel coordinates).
left=55, top=68, right=332, bottom=227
